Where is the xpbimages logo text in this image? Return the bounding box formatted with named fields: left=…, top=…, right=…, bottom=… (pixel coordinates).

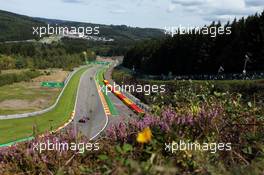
left=32, top=24, right=100, bottom=37
left=165, top=25, right=232, bottom=38
left=101, top=82, right=166, bottom=96
left=165, top=140, right=232, bottom=154
left=32, top=140, right=100, bottom=154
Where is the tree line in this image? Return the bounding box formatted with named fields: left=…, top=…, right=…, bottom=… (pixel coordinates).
left=123, top=11, right=264, bottom=75
left=0, top=41, right=97, bottom=71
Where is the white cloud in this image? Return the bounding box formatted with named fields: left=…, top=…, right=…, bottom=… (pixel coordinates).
left=110, top=9, right=127, bottom=14
left=168, top=0, right=264, bottom=23
left=62, top=0, right=83, bottom=3
left=167, top=4, right=177, bottom=13
left=0, top=0, right=263, bottom=28
left=171, top=0, right=206, bottom=6
left=245, top=0, right=264, bottom=6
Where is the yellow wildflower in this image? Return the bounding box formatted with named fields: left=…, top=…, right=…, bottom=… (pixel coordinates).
left=137, top=127, right=152, bottom=144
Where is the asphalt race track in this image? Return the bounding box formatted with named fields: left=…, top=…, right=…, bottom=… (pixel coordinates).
left=69, top=65, right=108, bottom=140
left=68, top=61, right=142, bottom=140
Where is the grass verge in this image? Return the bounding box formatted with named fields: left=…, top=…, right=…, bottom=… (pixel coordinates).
left=0, top=66, right=89, bottom=144
left=96, top=66, right=119, bottom=116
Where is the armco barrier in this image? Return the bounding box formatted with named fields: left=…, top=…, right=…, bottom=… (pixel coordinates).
left=104, top=59, right=150, bottom=112
left=103, top=80, right=145, bottom=115
left=122, top=90, right=150, bottom=112
left=0, top=66, right=86, bottom=120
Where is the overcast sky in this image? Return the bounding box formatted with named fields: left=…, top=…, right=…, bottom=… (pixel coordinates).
left=0, top=0, right=264, bottom=28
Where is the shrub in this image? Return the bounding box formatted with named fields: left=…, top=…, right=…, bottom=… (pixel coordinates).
left=0, top=70, right=41, bottom=86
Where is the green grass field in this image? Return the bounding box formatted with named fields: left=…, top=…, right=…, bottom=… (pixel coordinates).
left=0, top=66, right=89, bottom=144
left=0, top=84, right=49, bottom=101
left=0, top=83, right=59, bottom=115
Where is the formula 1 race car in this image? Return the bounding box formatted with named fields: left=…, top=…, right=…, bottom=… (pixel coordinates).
left=78, top=118, right=86, bottom=123
left=78, top=116, right=90, bottom=123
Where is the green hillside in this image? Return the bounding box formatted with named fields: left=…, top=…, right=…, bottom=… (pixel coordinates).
left=0, top=10, right=164, bottom=42
left=0, top=10, right=45, bottom=42
left=35, top=18, right=164, bottom=42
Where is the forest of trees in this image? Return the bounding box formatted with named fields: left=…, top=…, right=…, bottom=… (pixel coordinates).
left=0, top=41, right=93, bottom=71
left=62, top=38, right=130, bottom=56
left=123, top=11, right=264, bottom=75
